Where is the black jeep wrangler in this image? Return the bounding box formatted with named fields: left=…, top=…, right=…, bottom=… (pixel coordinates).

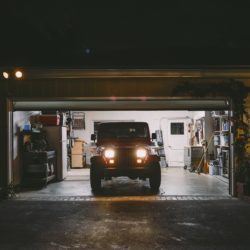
left=90, top=122, right=161, bottom=191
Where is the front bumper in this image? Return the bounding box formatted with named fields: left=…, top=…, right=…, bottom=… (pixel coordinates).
left=101, top=166, right=152, bottom=178
left=91, top=155, right=160, bottom=178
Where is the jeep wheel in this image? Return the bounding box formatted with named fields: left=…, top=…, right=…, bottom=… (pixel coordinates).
left=149, top=163, right=161, bottom=191
left=90, top=165, right=101, bottom=192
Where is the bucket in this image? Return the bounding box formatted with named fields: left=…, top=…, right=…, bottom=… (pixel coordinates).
left=214, top=135, right=220, bottom=146
left=209, top=163, right=219, bottom=175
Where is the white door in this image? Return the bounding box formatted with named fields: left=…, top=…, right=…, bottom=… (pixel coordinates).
left=165, top=119, right=189, bottom=167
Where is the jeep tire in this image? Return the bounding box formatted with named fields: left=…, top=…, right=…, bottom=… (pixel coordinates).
left=90, top=165, right=102, bottom=192
left=149, top=162, right=161, bottom=191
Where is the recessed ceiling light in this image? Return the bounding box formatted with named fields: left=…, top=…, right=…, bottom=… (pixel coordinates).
left=15, top=70, right=23, bottom=78
left=3, top=72, right=9, bottom=79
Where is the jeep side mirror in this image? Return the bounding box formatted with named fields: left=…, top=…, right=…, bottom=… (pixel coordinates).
left=151, top=133, right=156, bottom=140
left=91, top=134, right=96, bottom=141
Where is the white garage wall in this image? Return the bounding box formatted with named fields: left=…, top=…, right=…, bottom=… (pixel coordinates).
left=12, top=110, right=207, bottom=177
left=72, top=110, right=205, bottom=165
left=72, top=110, right=196, bottom=141
left=193, top=111, right=206, bottom=121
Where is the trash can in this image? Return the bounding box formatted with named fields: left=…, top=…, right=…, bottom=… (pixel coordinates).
left=209, top=160, right=219, bottom=175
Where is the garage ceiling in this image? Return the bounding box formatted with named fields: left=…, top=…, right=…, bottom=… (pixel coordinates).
left=13, top=98, right=230, bottom=111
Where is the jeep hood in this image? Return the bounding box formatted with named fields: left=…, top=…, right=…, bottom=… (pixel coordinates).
left=96, top=138, right=151, bottom=147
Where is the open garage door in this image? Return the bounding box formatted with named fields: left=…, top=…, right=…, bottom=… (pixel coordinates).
left=13, top=98, right=229, bottom=111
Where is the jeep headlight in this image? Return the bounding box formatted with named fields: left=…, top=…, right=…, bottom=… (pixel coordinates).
left=104, top=149, right=115, bottom=158
left=136, top=148, right=147, bottom=158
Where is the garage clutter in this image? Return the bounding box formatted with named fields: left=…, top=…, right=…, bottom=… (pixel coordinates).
left=20, top=112, right=86, bottom=186
left=184, top=111, right=230, bottom=178
left=16, top=110, right=231, bottom=189
left=21, top=129, right=56, bottom=186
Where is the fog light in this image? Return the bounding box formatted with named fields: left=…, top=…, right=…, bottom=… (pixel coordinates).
left=137, top=159, right=142, bottom=164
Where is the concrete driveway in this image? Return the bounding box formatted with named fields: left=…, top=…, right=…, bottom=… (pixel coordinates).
left=1, top=168, right=247, bottom=249
left=0, top=198, right=250, bottom=249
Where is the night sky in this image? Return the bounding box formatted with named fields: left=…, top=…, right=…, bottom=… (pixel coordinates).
left=1, top=1, right=250, bottom=67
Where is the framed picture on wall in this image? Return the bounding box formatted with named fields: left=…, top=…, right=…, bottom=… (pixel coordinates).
left=72, top=112, right=85, bottom=129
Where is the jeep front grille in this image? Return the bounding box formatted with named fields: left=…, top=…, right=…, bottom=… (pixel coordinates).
left=116, top=148, right=135, bottom=168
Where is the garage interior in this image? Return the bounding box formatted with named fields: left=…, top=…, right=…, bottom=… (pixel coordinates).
left=10, top=98, right=231, bottom=198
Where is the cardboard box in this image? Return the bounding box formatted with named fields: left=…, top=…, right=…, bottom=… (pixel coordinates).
left=71, top=140, right=84, bottom=154
left=71, top=154, right=83, bottom=168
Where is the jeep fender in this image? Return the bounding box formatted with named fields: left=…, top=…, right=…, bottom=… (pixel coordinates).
left=90, top=156, right=104, bottom=166
left=148, top=155, right=160, bottom=163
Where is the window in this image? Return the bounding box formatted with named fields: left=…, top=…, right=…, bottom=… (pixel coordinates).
left=97, top=122, right=148, bottom=139
left=171, top=122, right=184, bottom=135
left=93, top=120, right=134, bottom=135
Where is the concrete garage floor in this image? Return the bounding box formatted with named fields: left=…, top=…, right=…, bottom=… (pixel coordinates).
left=17, top=168, right=229, bottom=200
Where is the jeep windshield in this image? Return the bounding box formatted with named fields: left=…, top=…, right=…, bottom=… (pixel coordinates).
left=97, top=122, right=150, bottom=140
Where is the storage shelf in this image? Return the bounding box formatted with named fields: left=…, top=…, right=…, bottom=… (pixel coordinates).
left=212, top=112, right=230, bottom=178
left=212, top=114, right=229, bottom=118
left=214, top=130, right=229, bottom=133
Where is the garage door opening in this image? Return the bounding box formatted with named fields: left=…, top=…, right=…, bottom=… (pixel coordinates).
left=9, top=98, right=232, bottom=199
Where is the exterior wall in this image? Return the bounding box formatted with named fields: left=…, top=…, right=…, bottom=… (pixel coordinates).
left=0, top=82, right=8, bottom=194
left=2, top=78, right=238, bottom=99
